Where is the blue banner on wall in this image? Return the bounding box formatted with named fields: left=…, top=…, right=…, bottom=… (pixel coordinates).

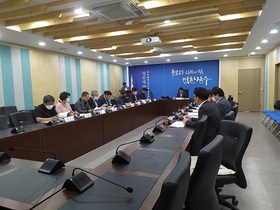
left=129, top=60, right=219, bottom=99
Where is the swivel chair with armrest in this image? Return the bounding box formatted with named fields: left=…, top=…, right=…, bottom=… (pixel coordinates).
left=185, top=134, right=224, bottom=210
left=224, top=111, right=235, bottom=121
left=216, top=120, right=253, bottom=209
left=9, top=110, right=36, bottom=127
left=153, top=151, right=191, bottom=210
left=185, top=115, right=208, bottom=155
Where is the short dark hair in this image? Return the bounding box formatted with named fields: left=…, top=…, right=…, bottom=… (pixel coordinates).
left=212, top=87, right=225, bottom=97
left=132, top=87, right=138, bottom=91
left=43, top=95, right=55, bottom=103
left=142, top=87, right=148, bottom=91
left=179, top=87, right=184, bottom=91
left=81, top=91, right=89, bottom=97
left=104, top=90, right=112, bottom=95
left=123, top=82, right=127, bottom=85
left=193, top=87, right=209, bottom=101
left=208, top=89, right=213, bottom=96
left=59, top=91, right=70, bottom=101
left=212, top=86, right=219, bottom=90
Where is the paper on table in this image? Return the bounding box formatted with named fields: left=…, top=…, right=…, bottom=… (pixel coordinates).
left=170, top=121, right=185, bottom=128
left=187, top=112, right=198, bottom=118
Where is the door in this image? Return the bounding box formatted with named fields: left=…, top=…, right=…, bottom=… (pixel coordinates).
left=275, top=64, right=280, bottom=101
left=238, top=68, right=261, bottom=111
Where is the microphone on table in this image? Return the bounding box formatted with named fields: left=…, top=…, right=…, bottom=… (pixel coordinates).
left=8, top=146, right=64, bottom=174
left=34, top=106, right=58, bottom=126
left=152, top=117, right=168, bottom=133
left=140, top=125, right=155, bottom=143
left=111, top=139, right=141, bottom=164
left=62, top=167, right=133, bottom=193
left=9, top=113, right=25, bottom=134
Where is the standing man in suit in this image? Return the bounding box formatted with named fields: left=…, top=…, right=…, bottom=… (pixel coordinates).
left=183, top=87, right=221, bottom=146
left=88, top=90, right=99, bottom=109
left=176, top=87, right=188, bottom=98
left=98, top=90, right=112, bottom=107
left=212, top=87, right=232, bottom=119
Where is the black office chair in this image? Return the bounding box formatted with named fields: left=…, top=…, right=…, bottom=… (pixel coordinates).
left=70, top=104, right=76, bottom=111
left=216, top=120, right=253, bottom=210
left=0, top=106, right=18, bottom=127
left=228, top=95, right=234, bottom=102
left=186, top=115, right=208, bottom=155
left=9, top=110, right=36, bottom=127
left=0, top=115, right=9, bottom=130
left=185, top=135, right=224, bottom=210
left=153, top=151, right=191, bottom=210
left=224, top=111, right=235, bottom=121
left=231, top=104, right=238, bottom=120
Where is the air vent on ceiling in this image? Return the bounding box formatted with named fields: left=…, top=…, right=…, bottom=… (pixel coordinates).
left=154, top=46, right=182, bottom=53
left=91, top=2, right=146, bottom=21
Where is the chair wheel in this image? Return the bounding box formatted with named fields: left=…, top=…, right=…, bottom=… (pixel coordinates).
left=232, top=199, right=238, bottom=206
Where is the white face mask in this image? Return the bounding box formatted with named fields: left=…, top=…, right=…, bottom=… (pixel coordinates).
left=134, top=92, right=138, bottom=95
left=46, top=105, right=53, bottom=110
left=66, top=98, right=70, bottom=103
left=94, top=96, right=99, bottom=100
left=212, top=97, right=216, bottom=101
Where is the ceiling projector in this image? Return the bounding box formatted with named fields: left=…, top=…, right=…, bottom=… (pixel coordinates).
left=141, top=37, right=161, bottom=46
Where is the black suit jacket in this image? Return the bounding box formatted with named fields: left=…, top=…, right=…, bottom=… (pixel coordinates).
left=88, top=97, right=98, bottom=109
left=130, top=93, right=138, bottom=102
left=185, top=100, right=221, bottom=145
left=97, top=96, right=110, bottom=107
left=176, top=92, right=188, bottom=98
left=216, top=97, right=232, bottom=119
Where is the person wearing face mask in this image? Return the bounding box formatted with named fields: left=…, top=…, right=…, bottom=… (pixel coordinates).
left=88, top=90, right=99, bottom=109
left=130, top=88, right=138, bottom=102
left=34, top=95, right=58, bottom=123
left=55, top=92, right=77, bottom=119
left=208, top=89, right=216, bottom=105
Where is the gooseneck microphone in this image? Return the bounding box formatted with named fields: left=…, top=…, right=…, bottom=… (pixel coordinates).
left=112, top=139, right=141, bottom=164
left=62, top=167, right=133, bottom=193
left=9, top=113, right=25, bottom=134
left=152, top=116, right=168, bottom=133
left=8, top=145, right=64, bottom=174
left=34, top=106, right=58, bottom=126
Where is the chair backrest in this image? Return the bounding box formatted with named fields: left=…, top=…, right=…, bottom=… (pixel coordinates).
left=0, top=115, right=9, bottom=130
left=185, top=135, right=224, bottom=210
left=116, top=98, right=125, bottom=106
left=224, top=110, right=235, bottom=121
left=9, top=110, right=36, bottom=127
left=231, top=104, right=238, bottom=120
left=227, top=95, right=234, bottom=102
left=153, top=151, right=191, bottom=210
left=0, top=106, right=18, bottom=126
left=218, top=120, right=252, bottom=188
left=187, top=115, right=208, bottom=156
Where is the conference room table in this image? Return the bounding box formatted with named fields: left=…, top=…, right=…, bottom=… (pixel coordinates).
left=0, top=125, right=193, bottom=210
left=0, top=100, right=190, bottom=163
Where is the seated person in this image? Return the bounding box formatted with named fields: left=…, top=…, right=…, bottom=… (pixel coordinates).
left=55, top=92, right=77, bottom=119
left=120, top=82, right=129, bottom=93
left=34, top=95, right=58, bottom=123
left=208, top=89, right=216, bottom=105
left=88, top=90, right=99, bottom=109
left=117, top=91, right=127, bottom=105
left=130, top=88, right=139, bottom=102
left=137, top=87, right=148, bottom=99
left=176, top=87, right=188, bottom=98
left=212, top=87, right=232, bottom=119
left=98, top=90, right=112, bottom=107
left=183, top=87, right=221, bottom=146
left=75, top=91, right=92, bottom=113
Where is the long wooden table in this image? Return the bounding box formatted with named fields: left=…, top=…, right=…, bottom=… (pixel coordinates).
left=0, top=100, right=189, bottom=163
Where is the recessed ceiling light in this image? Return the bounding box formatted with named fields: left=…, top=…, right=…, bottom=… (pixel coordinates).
left=98, top=56, right=102, bottom=59
left=125, top=62, right=129, bottom=65
left=166, top=59, right=170, bottom=62
left=77, top=51, right=82, bottom=55
left=144, top=61, right=148, bottom=63
left=194, top=57, right=198, bottom=60
left=164, top=20, right=171, bottom=24
left=74, top=8, right=83, bottom=14
left=261, top=39, right=268, bottom=43
left=224, top=54, right=228, bottom=57
left=91, top=49, right=97, bottom=52
left=39, top=42, right=45, bottom=46
left=113, top=59, right=117, bottom=62
left=256, top=46, right=261, bottom=50
left=250, top=51, right=256, bottom=55
left=270, top=29, right=278, bottom=34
